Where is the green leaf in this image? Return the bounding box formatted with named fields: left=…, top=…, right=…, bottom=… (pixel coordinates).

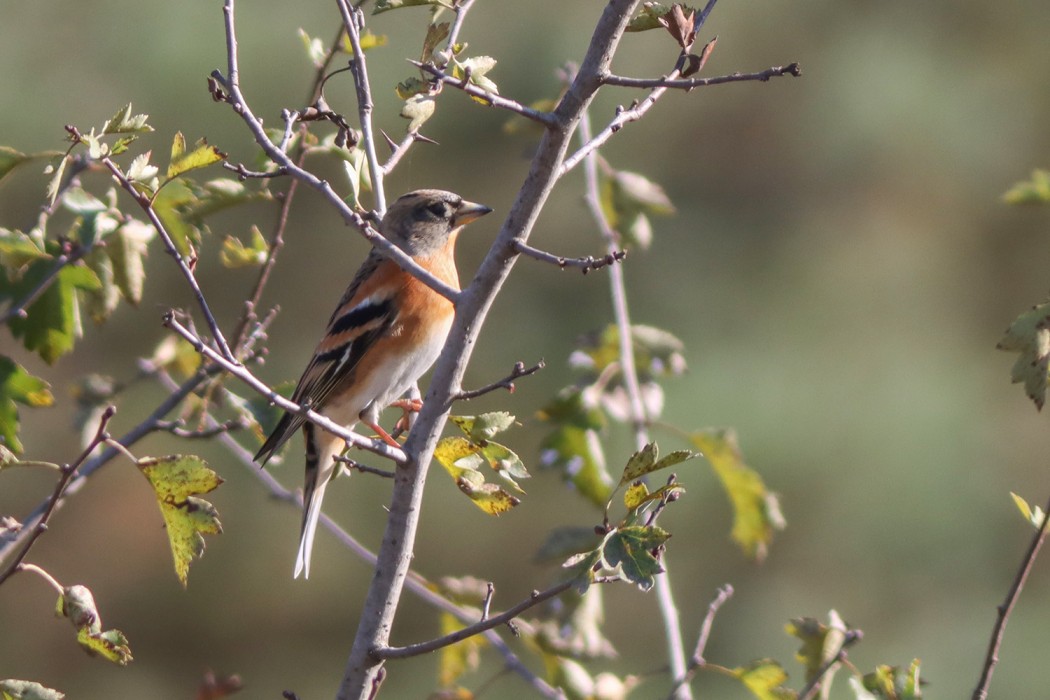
left=220, top=226, right=269, bottom=268
left=373, top=0, right=453, bottom=14
left=997, top=301, right=1050, bottom=409
left=395, top=77, right=431, bottom=100
left=575, top=324, right=687, bottom=380
left=166, top=132, right=226, bottom=180
left=57, top=584, right=133, bottom=665
left=0, top=679, right=65, bottom=700
left=598, top=169, right=675, bottom=249
left=535, top=526, right=602, bottom=563
left=434, top=437, right=522, bottom=514
left=786, top=611, right=849, bottom=685
left=81, top=248, right=120, bottom=323
left=1003, top=169, right=1050, bottom=205
left=0, top=228, right=50, bottom=271
left=730, top=660, right=794, bottom=700
left=106, top=219, right=154, bottom=305
left=600, top=525, right=669, bottom=590
left=3, top=259, right=101, bottom=364
left=298, top=28, right=327, bottom=67
left=626, top=3, right=675, bottom=32
left=1010, top=492, right=1048, bottom=529
left=151, top=180, right=201, bottom=256
left=692, top=428, right=785, bottom=561
left=455, top=55, right=499, bottom=96
left=400, top=94, right=437, bottom=131
left=539, top=425, right=613, bottom=508
left=859, top=660, right=923, bottom=699
left=617, top=442, right=697, bottom=487
left=0, top=356, right=54, bottom=453
left=450, top=412, right=516, bottom=442
left=100, top=103, right=152, bottom=135
left=137, top=454, right=223, bottom=586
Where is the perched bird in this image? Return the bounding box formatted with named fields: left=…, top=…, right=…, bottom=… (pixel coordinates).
left=254, top=189, right=492, bottom=578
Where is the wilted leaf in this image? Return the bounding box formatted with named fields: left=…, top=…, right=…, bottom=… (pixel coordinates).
left=691, top=428, right=784, bottom=561
left=0, top=356, right=53, bottom=453
left=0, top=679, right=65, bottom=700
left=600, top=525, right=669, bottom=590
left=997, top=301, right=1050, bottom=409
left=1003, top=169, right=1050, bottom=205
left=138, top=454, right=223, bottom=586
left=57, top=584, right=133, bottom=665
left=400, top=94, right=437, bottom=131
left=730, top=660, right=793, bottom=700
left=166, top=132, right=226, bottom=180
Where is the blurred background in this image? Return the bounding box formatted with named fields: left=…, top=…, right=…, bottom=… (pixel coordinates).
left=3, top=1, right=1050, bottom=697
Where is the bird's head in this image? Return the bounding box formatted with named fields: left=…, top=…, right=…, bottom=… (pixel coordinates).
left=381, top=189, right=492, bottom=257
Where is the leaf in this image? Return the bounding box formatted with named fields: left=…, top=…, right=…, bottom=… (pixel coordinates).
left=786, top=610, right=849, bottom=686
left=1003, top=169, right=1050, bottom=205
left=574, top=324, right=687, bottom=380
left=0, top=356, right=53, bottom=453
left=435, top=436, right=522, bottom=514
left=730, top=660, right=794, bottom=700
left=81, top=248, right=120, bottom=323
left=626, top=3, right=675, bottom=32
left=342, top=147, right=371, bottom=209
left=859, top=660, right=923, bottom=699
left=150, top=335, right=203, bottom=378
left=421, top=22, right=450, bottom=65
left=166, top=133, right=227, bottom=180
left=456, top=56, right=499, bottom=96
left=535, top=526, right=602, bottom=563
left=598, top=169, right=675, bottom=248
left=539, top=425, right=613, bottom=508
left=997, top=301, right=1050, bottom=409
left=373, top=0, right=454, bottom=14
left=137, top=454, right=223, bottom=586
left=3, top=259, right=101, bottom=364
left=0, top=680, right=65, bottom=700
left=618, top=442, right=697, bottom=486
left=297, top=28, right=327, bottom=67
left=0, top=228, right=50, bottom=273
left=57, top=584, right=133, bottom=665
left=1010, top=492, right=1048, bottom=529
left=107, top=219, right=154, bottom=305
left=151, top=180, right=202, bottom=256
left=220, top=226, right=269, bottom=268
left=400, top=94, right=437, bottom=132
left=600, top=525, right=669, bottom=590
left=100, top=103, right=152, bottom=135
left=450, top=412, right=516, bottom=442
left=692, top=428, right=785, bottom=561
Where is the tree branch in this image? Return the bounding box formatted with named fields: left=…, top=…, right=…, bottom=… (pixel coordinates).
left=665, top=584, right=734, bottom=699
left=411, top=61, right=559, bottom=127
left=972, top=494, right=1050, bottom=700
left=452, top=360, right=545, bottom=401
left=603, top=62, right=802, bottom=90
left=513, top=239, right=626, bottom=273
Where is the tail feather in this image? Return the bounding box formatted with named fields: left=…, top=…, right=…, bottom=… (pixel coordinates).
left=292, top=423, right=346, bottom=579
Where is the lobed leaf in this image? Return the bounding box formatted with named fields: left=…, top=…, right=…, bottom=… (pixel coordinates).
left=220, top=226, right=269, bottom=268
left=0, top=356, right=54, bottom=453
left=996, top=301, right=1050, bottom=409
left=730, top=660, right=793, bottom=700
left=600, top=525, right=669, bottom=590
left=100, top=103, right=152, bottom=135
left=138, top=454, right=223, bottom=586
left=166, top=132, right=226, bottom=180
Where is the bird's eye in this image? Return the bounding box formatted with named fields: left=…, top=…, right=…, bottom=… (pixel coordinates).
left=427, top=202, right=450, bottom=218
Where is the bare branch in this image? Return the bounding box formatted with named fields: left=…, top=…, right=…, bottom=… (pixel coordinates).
left=412, top=61, right=559, bottom=127
left=102, top=157, right=237, bottom=362
left=514, top=239, right=626, bottom=273
left=0, top=406, right=116, bottom=587
left=376, top=581, right=574, bottom=660
left=453, top=360, right=545, bottom=401
left=603, top=62, right=801, bottom=90
left=972, top=494, right=1050, bottom=700
left=218, top=0, right=461, bottom=303
left=222, top=161, right=288, bottom=179
left=665, top=584, right=735, bottom=699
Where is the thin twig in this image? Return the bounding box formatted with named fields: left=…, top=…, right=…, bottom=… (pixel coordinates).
left=217, top=0, right=461, bottom=303
left=972, top=494, right=1050, bottom=700
left=376, top=581, right=574, bottom=660
left=665, top=584, right=734, bottom=699
left=101, top=157, right=237, bottom=362
left=18, top=562, right=65, bottom=595
left=0, top=406, right=116, bottom=587
left=412, top=61, right=559, bottom=127
left=336, top=0, right=386, bottom=213
left=0, top=250, right=76, bottom=325
left=513, top=240, right=626, bottom=273
left=452, top=360, right=545, bottom=401
left=603, top=62, right=801, bottom=90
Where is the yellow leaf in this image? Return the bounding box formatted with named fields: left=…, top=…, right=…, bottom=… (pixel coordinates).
left=166, top=132, right=227, bottom=180
left=692, top=429, right=784, bottom=561
left=138, top=454, right=223, bottom=586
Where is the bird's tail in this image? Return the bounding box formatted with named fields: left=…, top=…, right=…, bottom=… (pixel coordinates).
left=294, top=423, right=344, bottom=579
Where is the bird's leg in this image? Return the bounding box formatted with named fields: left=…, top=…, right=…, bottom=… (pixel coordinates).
left=363, top=419, right=403, bottom=449
left=389, top=398, right=424, bottom=439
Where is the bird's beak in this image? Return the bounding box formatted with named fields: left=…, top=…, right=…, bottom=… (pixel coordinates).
left=454, top=200, right=493, bottom=227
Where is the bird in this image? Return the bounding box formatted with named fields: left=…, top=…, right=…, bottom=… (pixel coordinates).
left=254, top=189, right=492, bottom=578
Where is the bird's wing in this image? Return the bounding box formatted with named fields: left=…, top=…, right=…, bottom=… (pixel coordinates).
left=254, top=252, right=401, bottom=464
